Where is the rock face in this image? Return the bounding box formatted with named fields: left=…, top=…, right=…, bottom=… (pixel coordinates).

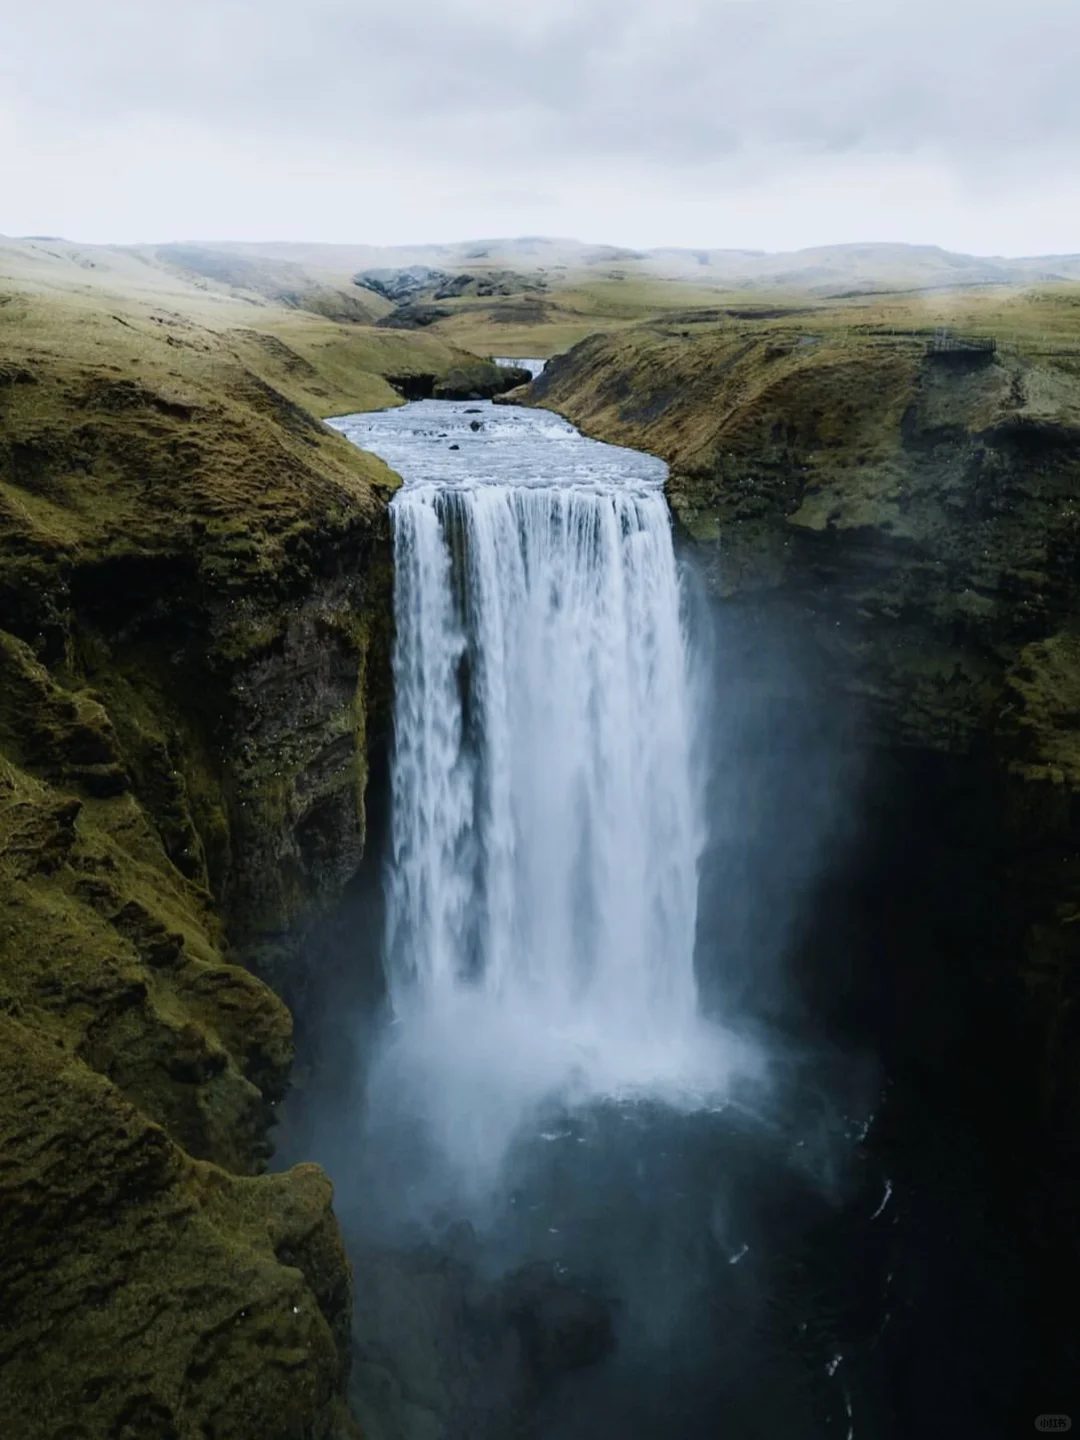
left=531, top=328, right=1080, bottom=757
left=433, top=361, right=533, bottom=400
left=376, top=304, right=453, bottom=330
left=0, top=632, right=292, bottom=1174
left=0, top=289, right=417, bottom=1436
left=357, top=266, right=548, bottom=308
left=355, top=266, right=452, bottom=303
left=529, top=323, right=1080, bottom=1396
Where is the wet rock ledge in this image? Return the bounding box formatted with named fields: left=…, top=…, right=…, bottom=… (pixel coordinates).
left=0, top=291, right=424, bottom=1438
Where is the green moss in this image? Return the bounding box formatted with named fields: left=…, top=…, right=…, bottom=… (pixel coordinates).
left=0, top=1015, right=360, bottom=1440
left=998, top=633, right=1080, bottom=788
left=0, top=638, right=295, bottom=1175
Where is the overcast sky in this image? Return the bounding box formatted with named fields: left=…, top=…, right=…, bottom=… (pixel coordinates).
left=2, top=0, right=1078, bottom=254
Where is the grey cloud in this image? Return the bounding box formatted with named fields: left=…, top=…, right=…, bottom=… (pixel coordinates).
left=6, top=1, right=1080, bottom=181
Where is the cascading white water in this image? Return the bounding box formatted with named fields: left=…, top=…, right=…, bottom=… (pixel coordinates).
left=331, top=401, right=756, bottom=1192
left=389, top=481, right=700, bottom=1037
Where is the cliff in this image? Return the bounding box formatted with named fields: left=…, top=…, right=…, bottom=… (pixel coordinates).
left=531, top=324, right=1080, bottom=757
left=529, top=320, right=1080, bottom=1391
left=0, top=275, right=474, bottom=1437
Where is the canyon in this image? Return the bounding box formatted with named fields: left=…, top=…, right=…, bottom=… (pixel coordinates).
left=2, top=239, right=1079, bottom=1435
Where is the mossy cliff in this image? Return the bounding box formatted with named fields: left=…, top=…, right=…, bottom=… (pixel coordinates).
left=530, top=323, right=1080, bottom=1380
left=0, top=1018, right=356, bottom=1439
left=0, top=281, right=472, bottom=1437
left=0, top=288, right=414, bottom=980
left=531, top=323, right=1080, bottom=762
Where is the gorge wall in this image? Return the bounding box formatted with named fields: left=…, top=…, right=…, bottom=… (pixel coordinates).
left=0, top=290, right=429, bottom=1438
left=528, top=324, right=1080, bottom=1407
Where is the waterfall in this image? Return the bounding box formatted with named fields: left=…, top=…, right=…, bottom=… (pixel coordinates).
left=332, top=401, right=755, bottom=1194
left=388, top=482, right=701, bottom=1044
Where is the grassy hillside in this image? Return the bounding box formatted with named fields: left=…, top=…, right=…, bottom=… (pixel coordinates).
left=10, top=232, right=1080, bottom=367
left=0, top=237, right=490, bottom=413
left=525, top=284, right=1080, bottom=781
left=367, top=269, right=1080, bottom=362
left=177, top=235, right=1080, bottom=291
left=526, top=284, right=1080, bottom=467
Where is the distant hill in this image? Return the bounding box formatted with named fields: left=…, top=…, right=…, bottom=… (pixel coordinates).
left=5, top=235, right=1080, bottom=319
left=0, top=234, right=393, bottom=324
left=201, top=237, right=1080, bottom=296
left=6, top=232, right=1080, bottom=366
